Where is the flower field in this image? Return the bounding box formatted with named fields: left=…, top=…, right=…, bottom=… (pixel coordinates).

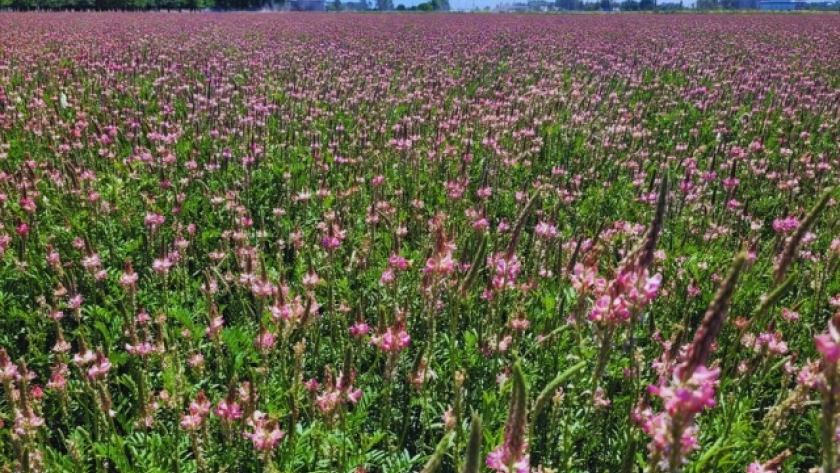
left=0, top=12, right=840, bottom=473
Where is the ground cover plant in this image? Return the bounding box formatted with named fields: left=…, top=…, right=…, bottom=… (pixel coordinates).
left=0, top=11, right=840, bottom=473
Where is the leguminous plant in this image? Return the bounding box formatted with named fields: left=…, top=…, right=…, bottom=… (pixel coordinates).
left=0, top=12, right=839, bottom=473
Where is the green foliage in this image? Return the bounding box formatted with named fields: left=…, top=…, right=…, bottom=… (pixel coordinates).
left=0, top=13, right=839, bottom=473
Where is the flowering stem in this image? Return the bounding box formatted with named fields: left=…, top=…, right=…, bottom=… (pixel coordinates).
left=667, top=415, right=683, bottom=473
left=189, top=431, right=207, bottom=473
left=591, top=326, right=614, bottom=392
left=821, top=361, right=837, bottom=473
left=450, top=299, right=463, bottom=468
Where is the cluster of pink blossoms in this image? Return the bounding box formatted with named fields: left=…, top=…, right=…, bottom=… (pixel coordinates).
left=635, top=366, right=720, bottom=468
left=73, top=349, right=111, bottom=380
left=741, top=331, right=788, bottom=356
left=319, top=220, right=347, bottom=251
left=486, top=443, right=529, bottom=473
left=381, top=252, right=409, bottom=285
left=577, top=261, right=663, bottom=325
left=424, top=214, right=457, bottom=278
left=214, top=395, right=243, bottom=422
left=181, top=391, right=212, bottom=431
left=424, top=244, right=456, bottom=276
left=371, top=318, right=411, bottom=353
left=487, top=251, right=522, bottom=294
left=1, top=350, right=46, bottom=445
left=243, top=411, right=285, bottom=451
left=771, top=216, right=800, bottom=233
left=306, top=370, right=363, bottom=417
left=815, top=307, right=840, bottom=364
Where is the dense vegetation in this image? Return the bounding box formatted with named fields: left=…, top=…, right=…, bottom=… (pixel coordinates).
left=1, top=12, right=840, bottom=473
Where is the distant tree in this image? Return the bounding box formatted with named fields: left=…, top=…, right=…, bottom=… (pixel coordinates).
left=329, top=0, right=343, bottom=9
left=375, top=0, right=391, bottom=9
left=416, top=1, right=432, bottom=9
left=43, top=0, right=69, bottom=10
left=620, top=0, right=639, bottom=9
left=185, top=0, right=207, bottom=11
left=639, top=0, right=654, bottom=9
left=156, top=0, right=183, bottom=11
left=395, top=2, right=404, bottom=7
left=557, top=0, right=581, bottom=8
left=12, top=0, right=39, bottom=10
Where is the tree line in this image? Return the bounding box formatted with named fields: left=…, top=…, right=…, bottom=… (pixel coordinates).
left=0, top=0, right=454, bottom=9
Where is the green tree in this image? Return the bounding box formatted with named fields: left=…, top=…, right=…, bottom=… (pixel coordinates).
left=13, top=0, right=40, bottom=10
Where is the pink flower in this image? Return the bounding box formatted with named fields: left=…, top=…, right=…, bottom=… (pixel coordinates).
left=816, top=334, right=840, bottom=363
left=189, top=353, right=205, bottom=368
left=13, top=410, right=44, bottom=438
left=380, top=268, right=395, bottom=285
left=643, top=273, right=663, bottom=300
left=251, top=279, right=278, bottom=298
left=47, top=364, right=68, bottom=390
left=152, top=257, right=172, bottom=274
left=144, top=212, right=165, bottom=229
left=243, top=411, right=285, bottom=451
left=442, top=407, right=455, bottom=430
left=72, top=349, right=97, bottom=367
left=349, top=320, right=370, bottom=338
left=511, top=316, right=530, bottom=331
left=534, top=222, right=558, bottom=240
left=215, top=399, right=243, bottom=421
left=687, top=283, right=701, bottom=298
left=189, top=392, right=212, bottom=417
left=303, top=379, right=320, bottom=392
left=180, top=413, right=203, bottom=431
left=371, top=323, right=411, bottom=353
left=81, top=253, right=101, bottom=269
left=639, top=366, right=719, bottom=464
left=780, top=308, right=799, bottom=322
left=593, top=387, right=611, bottom=408
left=87, top=351, right=112, bottom=379
left=302, top=270, right=321, bottom=288
left=746, top=462, right=773, bottom=473
left=771, top=216, right=799, bottom=234
left=0, top=350, right=19, bottom=382
left=206, top=316, right=224, bottom=338
left=389, top=253, right=408, bottom=271
left=254, top=330, right=276, bottom=353
left=119, top=271, right=138, bottom=288
left=486, top=444, right=529, bottom=473
left=68, top=294, right=83, bottom=309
